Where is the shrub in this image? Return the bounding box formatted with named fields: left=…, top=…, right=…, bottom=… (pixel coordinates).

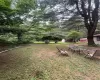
left=67, top=30, right=82, bottom=42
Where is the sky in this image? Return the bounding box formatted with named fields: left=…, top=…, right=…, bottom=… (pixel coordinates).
left=11, top=0, right=18, bottom=9
left=11, top=0, right=100, bottom=27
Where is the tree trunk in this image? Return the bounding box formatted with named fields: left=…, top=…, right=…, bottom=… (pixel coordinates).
left=87, top=27, right=95, bottom=46
left=87, top=35, right=95, bottom=46
left=75, top=0, right=99, bottom=46
left=17, top=33, right=22, bottom=42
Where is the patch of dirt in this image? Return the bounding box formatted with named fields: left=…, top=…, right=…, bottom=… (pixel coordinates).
left=87, top=72, right=100, bottom=80
left=84, top=77, right=92, bottom=80
left=0, top=53, right=13, bottom=67
left=37, top=48, right=57, bottom=59
left=74, top=71, right=94, bottom=80
left=74, top=71, right=83, bottom=77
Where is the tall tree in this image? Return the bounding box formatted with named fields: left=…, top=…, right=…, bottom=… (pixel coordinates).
left=68, top=0, right=100, bottom=45
left=0, top=0, right=37, bottom=43
left=0, top=0, right=12, bottom=25
left=39, top=0, right=100, bottom=46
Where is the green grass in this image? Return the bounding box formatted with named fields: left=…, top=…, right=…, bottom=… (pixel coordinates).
left=33, top=41, right=68, bottom=44
left=0, top=43, right=100, bottom=80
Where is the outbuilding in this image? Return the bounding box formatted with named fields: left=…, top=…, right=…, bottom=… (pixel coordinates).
left=93, top=34, right=100, bottom=45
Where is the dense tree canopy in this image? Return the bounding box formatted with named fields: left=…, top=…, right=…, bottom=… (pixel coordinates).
left=0, top=0, right=37, bottom=43
left=0, top=0, right=100, bottom=45
left=39, top=0, right=100, bottom=45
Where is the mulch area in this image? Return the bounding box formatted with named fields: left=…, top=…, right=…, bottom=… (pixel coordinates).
left=82, top=45, right=100, bottom=50
left=67, top=44, right=100, bottom=59
left=0, top=46, right=9, bottom=52
left=74, top=43, right=100, bottom=50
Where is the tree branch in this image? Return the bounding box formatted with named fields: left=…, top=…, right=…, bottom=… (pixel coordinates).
left=75, top=1, right=83, bottom=16
left=80, top=0, right=90, bottom=29
left=91, top=0, right=99, bottom=34
left=92, top=0, right=99, bottom=22
left=88, top=0, right=92, bottom=23
left=81, top=0, right=88, bottom=18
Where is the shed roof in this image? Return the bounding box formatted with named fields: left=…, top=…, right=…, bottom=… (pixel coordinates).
left=94, top=34, right=100, bottom=37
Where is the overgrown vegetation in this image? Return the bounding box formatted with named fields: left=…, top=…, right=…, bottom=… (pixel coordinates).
left=0, top=44, right=100, bottom=80
left=67, top=30, right=83, bottom=42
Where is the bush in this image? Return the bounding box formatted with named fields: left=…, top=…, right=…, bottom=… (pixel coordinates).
left=44, top=40, right=50, bottom=44
left=67, top=30, right=82, bottom=42
left=42, top=36, right=61, bottom=43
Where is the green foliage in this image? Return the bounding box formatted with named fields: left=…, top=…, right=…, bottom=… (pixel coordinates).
left=67, top=30, right=82, bottom=42
left=16, top=0, right=36, bottom=14
left=0, top=25, right=29, bottom=44
left=0, top=33, right=17, bottom=44
left=0, top=26, right=27, bottom=34
left=0, top=0, right=11, bottom=11
left=0, top=0, right=37, bottom=44
left=0, top=0, right=13, bottom=25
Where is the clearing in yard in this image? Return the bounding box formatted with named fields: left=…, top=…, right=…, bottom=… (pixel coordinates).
left=0, top=43, right=100, bottom=80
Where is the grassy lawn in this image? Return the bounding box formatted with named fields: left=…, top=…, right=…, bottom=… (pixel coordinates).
left=0, top=43, right=100, bottom=80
